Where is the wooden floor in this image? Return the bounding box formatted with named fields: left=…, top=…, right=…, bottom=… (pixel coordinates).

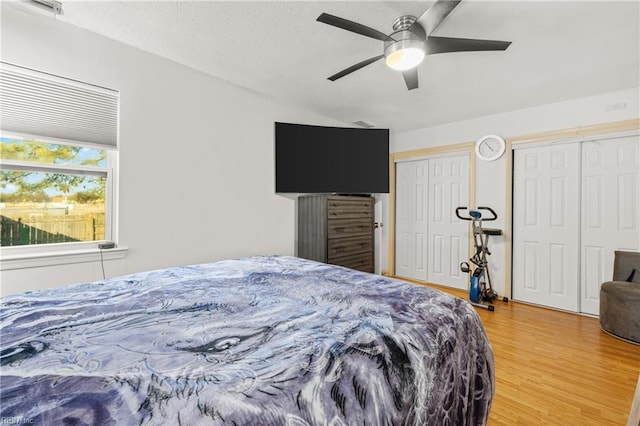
left=412, top=281, right=640, bottom=425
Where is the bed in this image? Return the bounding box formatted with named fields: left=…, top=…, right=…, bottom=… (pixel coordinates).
left=0, top=255, right=494, bottom=425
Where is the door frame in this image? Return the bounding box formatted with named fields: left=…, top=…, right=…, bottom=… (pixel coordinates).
left=388, top=142, right=476, bottom=278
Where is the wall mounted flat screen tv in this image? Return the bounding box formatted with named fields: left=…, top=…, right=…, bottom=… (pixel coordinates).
left=275, top=122, right=389, bottom=194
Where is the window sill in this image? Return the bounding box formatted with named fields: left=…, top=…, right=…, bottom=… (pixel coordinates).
left=0, top=247, right=128, bottom=271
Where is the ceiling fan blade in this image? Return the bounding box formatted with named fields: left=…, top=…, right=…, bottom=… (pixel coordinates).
left=328, top=55, right=384, bottom=81
left=426, top=36, right=512, bottom=55
left=414, top=0, right=462, bottom=36
left=317, top=13, right=391, bottom=42
left=402, top=68, right=419, bottom=91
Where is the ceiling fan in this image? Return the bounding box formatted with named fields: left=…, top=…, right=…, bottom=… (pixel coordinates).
left=317, top=0, right=512, bottom=90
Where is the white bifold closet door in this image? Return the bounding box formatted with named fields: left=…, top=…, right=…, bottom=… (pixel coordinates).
left=513, top=135, right=639, bottom=314
left=395, top=160, right=429, bottom=281
left=512, top=143, right=581, bottom=312
left=427, top=157, right=469, bottom=289
left=395, top=155, right=469, bottom=289
left=580, top=136, right=640, bottom=314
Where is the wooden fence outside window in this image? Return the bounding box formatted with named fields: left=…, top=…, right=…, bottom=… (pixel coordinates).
left=0, top=215, right=105, bottom=246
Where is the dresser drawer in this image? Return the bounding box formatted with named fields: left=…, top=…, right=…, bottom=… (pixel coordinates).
left=327, top=218, right=372, bottom=239
left=327, top=198, right=373, bottom=219
left=327, top=235, right=372, bottom=260
left=298, top=194, right=375, bottom=274
left=329, top=252, right=373, bottom=273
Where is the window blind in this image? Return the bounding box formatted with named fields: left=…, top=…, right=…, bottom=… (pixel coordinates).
left=0, top=62, right=119, bottom=147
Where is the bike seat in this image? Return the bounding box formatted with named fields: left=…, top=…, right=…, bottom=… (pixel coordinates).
left=481, top=228, right=503, bottom=236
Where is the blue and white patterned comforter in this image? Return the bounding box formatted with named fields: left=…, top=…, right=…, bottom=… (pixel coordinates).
left=0, top=256, right=494, bottom=425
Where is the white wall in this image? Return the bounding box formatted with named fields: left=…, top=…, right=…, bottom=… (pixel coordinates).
left=388, top=87, right=639, bottom=296
left=0, top=5, right=346, bottom=295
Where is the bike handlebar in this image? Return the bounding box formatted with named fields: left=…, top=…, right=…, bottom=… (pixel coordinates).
left=455, top=206, right=498, bottom=221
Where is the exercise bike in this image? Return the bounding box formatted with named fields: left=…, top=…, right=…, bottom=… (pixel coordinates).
left=455, top=206, right=507, bottom=311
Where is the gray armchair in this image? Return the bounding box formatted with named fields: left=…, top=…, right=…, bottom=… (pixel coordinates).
left=599, top=250, right=640, bottom=344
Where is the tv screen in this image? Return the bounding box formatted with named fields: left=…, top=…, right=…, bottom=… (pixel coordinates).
left=275, top=122, right=389, bottom=194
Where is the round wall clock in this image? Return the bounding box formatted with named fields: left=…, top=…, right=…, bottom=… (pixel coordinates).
left=475, top=134, right=506, bottom=161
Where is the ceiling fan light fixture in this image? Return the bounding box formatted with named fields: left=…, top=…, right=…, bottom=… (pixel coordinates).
left=385, top=44, right=425, bottom=71
left=384, top=16, right=426, bottom=71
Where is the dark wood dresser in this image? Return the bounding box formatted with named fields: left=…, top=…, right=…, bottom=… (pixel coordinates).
left=297, top=194, right=374, bottom=273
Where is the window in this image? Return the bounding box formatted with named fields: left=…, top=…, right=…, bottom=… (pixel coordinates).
left=1, top=138, right=113, bottom=246
left=0, top=62, right=123, bottom=268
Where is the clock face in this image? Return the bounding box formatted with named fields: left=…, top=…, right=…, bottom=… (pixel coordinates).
left=475, top=135, right=506, bottom=161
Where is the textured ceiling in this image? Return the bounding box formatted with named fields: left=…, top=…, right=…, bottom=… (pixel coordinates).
left=19, top=1, right=640, bottom=132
